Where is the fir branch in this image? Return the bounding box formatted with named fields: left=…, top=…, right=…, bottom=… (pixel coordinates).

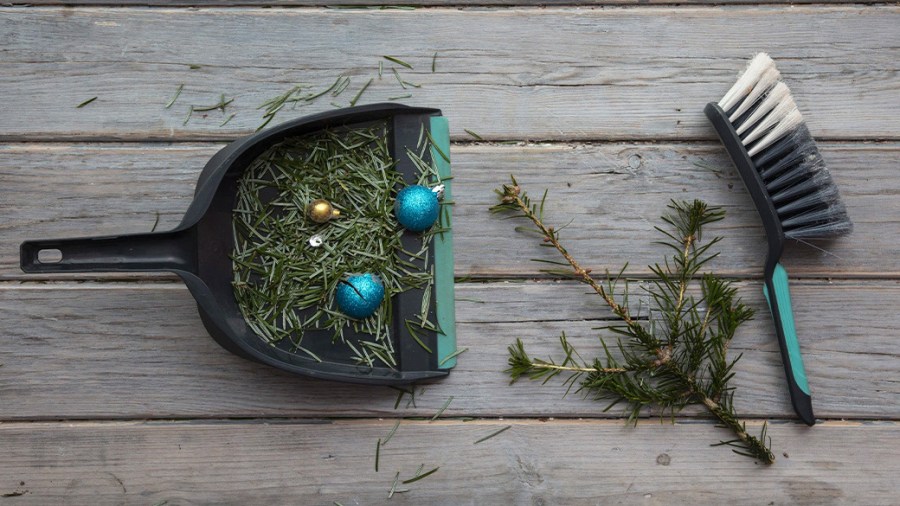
left=491, top=176, right=774, bottom=464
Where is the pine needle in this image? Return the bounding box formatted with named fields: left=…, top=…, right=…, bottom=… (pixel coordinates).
left=391, top=68, right=407, bottom=90
left=182, top=106, right=194, bottom=126
left=464, top=129, right=484, bottom=141
left=387, top=472, right=409, bottom=498
left=392, top=387, right=408, bottom=410
left=383, top=420, right=401, bottom=445
left=165, top=84, right=184, bottom=109
left=192, top=94, right=233, bottom=112
left=76, top=97, right=97, bottom=108
left=430, top=396, right=454, bottom=421
left=439, top=347, right=468, bottom=367
left=333, top=76, right=351, bottom=97
left=350, top=78, right=373, bottom=107
left=375, top=438, right=381, bottom=472
left=150, top=211, right=161, bottom=232
left=473, top=425, right=512, bottom=444
left=401, top=466, right=439, bottom=484
left=383, top=55, right=413, bottom=69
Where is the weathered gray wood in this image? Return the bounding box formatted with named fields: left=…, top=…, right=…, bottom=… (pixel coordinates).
left=9, top=0, right=889, bottom=6
left=0, top=280, right=896, bottom=420
left=0, top=7, right=897, bottom=141
left=0, top=419, right=895, bottom=504
left=1, top=142, right=895, bottom=279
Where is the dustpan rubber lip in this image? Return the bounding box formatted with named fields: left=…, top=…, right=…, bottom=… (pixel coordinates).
left=186, top=104, right=449, bottom=385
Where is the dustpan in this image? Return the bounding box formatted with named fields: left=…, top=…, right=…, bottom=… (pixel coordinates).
left=20, top=104, right=457, bottom=385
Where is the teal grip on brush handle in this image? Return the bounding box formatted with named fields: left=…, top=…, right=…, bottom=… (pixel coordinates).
left=763, top=262, right=815, bottom=425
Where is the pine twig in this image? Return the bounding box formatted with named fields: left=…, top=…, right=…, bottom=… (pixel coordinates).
left=494, top=182, right=629, bottom=317
left=492, top=178, right=664, bottom=361
left=491, top=176, right=774, bottom=464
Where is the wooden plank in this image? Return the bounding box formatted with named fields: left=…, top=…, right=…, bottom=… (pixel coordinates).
left=0, top=419, right=896, bottom=504
left=0, top=280, right=896, bottom=420
left=9, top=0, right=890, bottom=6
left=0, top=7, right=897, bottom=141
left=1, top=142, right=895, bottom=279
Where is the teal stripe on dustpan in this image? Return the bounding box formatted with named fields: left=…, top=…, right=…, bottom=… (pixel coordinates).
left=430, top=116, right=457, bottom=369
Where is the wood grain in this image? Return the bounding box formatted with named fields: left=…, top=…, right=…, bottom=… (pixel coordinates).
left=0, top=419, right=895, bottom=505
left=9, top=0, right=889, bottom=6
left=1, top=142, right=894, bottom=279
left=0, top=280, right=896, bottom=420
left=1, top=1, right=895, bottom=499
left=0, top=7, right=897, bottom=141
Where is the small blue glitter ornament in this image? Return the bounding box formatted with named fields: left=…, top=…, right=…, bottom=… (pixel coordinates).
left=394, top=184, right=440, bottom=233
left=335, top=273, right=385, bottom=319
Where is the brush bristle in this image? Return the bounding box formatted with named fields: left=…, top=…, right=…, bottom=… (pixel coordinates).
left=719, top=53, right=852, bottom=240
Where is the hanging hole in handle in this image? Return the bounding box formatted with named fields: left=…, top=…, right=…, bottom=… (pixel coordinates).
left=37, top=248, right=63, bottom=263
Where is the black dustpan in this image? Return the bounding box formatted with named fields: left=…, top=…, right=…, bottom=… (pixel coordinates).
left=20, top=103, right=457, bottom=385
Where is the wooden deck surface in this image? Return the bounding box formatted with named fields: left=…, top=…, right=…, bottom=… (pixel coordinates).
left=0, top=3, right=898, bottom=505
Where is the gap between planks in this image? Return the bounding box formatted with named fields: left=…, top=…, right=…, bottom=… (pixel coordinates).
left=0, top=418, right=888, bottom=429
left=4, top=1, right=893, bottom=7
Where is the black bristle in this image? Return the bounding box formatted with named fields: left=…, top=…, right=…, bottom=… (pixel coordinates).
left=771, top=170, right=834, bottom=207
left=775, top=184, right=838, bottom=216
left=729, top=101, right=850, bottom=240
left=754, top=125, right=811, bottom=169
left=759, top=147, right=818, bottom=182
left=781, top=202, right=853, bottom=239
left=765, top=151, right=825, bottom=193
left=760, top=142, right=851, bottom=239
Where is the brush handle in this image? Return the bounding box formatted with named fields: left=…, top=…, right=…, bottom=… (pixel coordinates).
left=763, top=263, right=815, bottom=426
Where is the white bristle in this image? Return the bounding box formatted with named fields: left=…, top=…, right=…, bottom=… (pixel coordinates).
left=735, top=82, right=790, bottom=136
left=740, top=96, right=797, bottom=147
left=747, top=110, right=803, bottom=157
left=718, top=53, right=776, bottom=112
left=728, top=66, right=781, bottom=122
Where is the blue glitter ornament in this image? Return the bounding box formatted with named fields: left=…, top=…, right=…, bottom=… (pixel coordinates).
left=335, top=273, right=385, bottom=319
left=394, top=184, right=440, bottom=233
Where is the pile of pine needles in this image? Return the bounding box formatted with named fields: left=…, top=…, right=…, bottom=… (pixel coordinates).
left=232, top=122, right=440, bottom=367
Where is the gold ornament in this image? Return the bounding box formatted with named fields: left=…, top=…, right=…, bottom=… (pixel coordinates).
left=307, top=199, right=341, bottom=223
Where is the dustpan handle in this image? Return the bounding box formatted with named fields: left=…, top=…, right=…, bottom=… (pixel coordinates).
left=20, top=228, right=196, bottom=274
